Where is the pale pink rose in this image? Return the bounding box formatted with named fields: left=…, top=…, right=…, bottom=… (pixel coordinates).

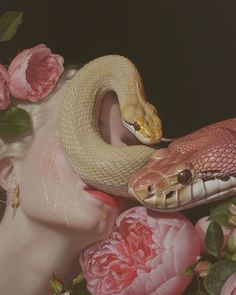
left=220, top=272, right=236, bottom=295
left=0, top=64, right=10, bottom=110
left=195, top=216, right=232, bottom=252
left=80, top=206, right=201, bottom=295
left=8, top=44, right=64, bottom=102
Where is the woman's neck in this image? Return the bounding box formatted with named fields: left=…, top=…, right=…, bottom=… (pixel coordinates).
left=0, top=206, right=94, bottom=295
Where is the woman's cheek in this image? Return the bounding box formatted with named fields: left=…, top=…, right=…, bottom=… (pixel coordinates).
left=40, top=139, right=62, bottom=208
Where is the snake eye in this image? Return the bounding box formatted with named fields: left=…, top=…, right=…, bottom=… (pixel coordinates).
left=178, top=169, right=192, bottom=185
left=133, top=121, right=140, bottom=131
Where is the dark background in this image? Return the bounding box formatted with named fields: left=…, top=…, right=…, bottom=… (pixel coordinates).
left=0, top=0, right=235, bottom=137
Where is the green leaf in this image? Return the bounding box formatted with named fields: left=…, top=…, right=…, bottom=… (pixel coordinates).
left=205, top=220, right=224, bottom=257
left=0, top=11, right=23, bottom=42
left=70, top=279, right=92, bottom=295
left=204, top=259, right=236, bottom=295
left=72, top=272, right=84, bottom=285
left=49, top=274, right=64, bottom=295
left=183, top=266, right=194, bottom=275
left=0, top=106, right=32, bottom=138
left=232, top=253, right=236, bottom=261
left=212, top=214, right=229, bottom=227
left=186, top=292, right=207, bottom=295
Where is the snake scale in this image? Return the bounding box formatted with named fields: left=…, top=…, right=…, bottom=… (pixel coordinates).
left=59, top=55, right=236, bottom=211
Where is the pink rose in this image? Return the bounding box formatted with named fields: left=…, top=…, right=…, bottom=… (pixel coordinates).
left=80, top=207, right=200, bottom=295
left=0, top=64, right=10, bottom=110
left=8, top=44, right=64, bottom=102
left=195, top=216, right=232, bottom=252
left=220, top=272, right=236, bottom=295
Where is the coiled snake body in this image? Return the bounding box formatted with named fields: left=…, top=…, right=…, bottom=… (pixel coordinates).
left=59, top=55, right=236, bottom=211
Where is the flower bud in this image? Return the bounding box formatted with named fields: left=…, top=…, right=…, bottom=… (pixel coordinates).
left=194, top=260, right=211, bottom=278
left=227, top=230, right=236, bottom=252
left=49, top=275, right=64, bottom=295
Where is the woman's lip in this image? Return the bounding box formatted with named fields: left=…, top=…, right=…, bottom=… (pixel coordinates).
left=84, top=186, right=120, bottom=209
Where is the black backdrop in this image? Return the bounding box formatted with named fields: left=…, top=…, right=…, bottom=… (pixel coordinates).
left=1, top=0, right=236, bottom=137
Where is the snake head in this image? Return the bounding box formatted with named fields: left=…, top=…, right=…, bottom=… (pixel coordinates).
left=128, top=159, right=196, bottom=210
left=122, top=102, right=162, bottom=144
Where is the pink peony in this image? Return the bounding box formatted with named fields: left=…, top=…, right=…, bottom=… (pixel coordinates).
left=0, top=64, right=10, bottom=110
left=8, top=44, right=64, bottom=102
left=220, top=272, right=236, bottom=295
left=80, top=206, right=201, bottom=295
left=195, top=216, right=232, bottom=252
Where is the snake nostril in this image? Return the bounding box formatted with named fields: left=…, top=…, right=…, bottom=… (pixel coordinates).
left=178, top=169, right=192, bottom=185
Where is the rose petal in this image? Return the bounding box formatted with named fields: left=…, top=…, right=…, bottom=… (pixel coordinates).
left=8, top=44, right=64, bottom=101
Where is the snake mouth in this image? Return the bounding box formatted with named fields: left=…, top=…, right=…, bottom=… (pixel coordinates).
left=134, top=175, right=236, bottom=212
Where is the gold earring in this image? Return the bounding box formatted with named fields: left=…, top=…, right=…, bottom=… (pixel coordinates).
left=11, top=185, right=20, bottom=209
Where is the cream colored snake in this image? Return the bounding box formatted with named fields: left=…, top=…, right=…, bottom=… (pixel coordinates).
left=59, top=55, right=236, bottom=211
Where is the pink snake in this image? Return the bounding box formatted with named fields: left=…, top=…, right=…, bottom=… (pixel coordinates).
left=129, top=118, right=236, bottom=211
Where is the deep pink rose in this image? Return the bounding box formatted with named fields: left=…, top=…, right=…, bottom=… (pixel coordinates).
left=220, top=273, right=236, bottom=295
left=195, top=216, right=232, bottom=252
left=0, top=64, right=10, bottom=110
left=80, top=207, right=200, bottom=295
left=8, top=44, right=64, bottom=101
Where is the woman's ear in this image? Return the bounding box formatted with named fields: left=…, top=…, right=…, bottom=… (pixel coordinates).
left=0, top=158, right=14, bottom=190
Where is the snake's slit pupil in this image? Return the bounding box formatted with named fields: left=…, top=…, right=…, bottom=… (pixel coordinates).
left=178, top=169, right=192, bottom=185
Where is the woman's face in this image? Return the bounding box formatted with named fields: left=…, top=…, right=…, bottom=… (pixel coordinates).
left=13, top=83, right=129, bottom=239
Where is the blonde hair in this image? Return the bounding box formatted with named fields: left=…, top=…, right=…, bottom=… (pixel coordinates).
left=0, top=67, right=78, bottom=217
left=0, top=67, right=78, bottom=161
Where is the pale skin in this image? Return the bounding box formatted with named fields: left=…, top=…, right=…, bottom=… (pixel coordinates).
left=0, top=82, right=137, bottom=295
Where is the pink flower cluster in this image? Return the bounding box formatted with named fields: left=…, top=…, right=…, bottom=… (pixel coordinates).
left=0, top=44, right=64, bottom=109
left=80, top=207, right=201, bottom=295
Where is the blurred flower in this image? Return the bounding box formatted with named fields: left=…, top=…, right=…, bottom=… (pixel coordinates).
left=8, top=44, right=64, bottom=102
left=0, top=64, right=10, bottom=110
left=220, top=272, right=236, bottom=295
left=80, top=206, right=200, bottom=295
